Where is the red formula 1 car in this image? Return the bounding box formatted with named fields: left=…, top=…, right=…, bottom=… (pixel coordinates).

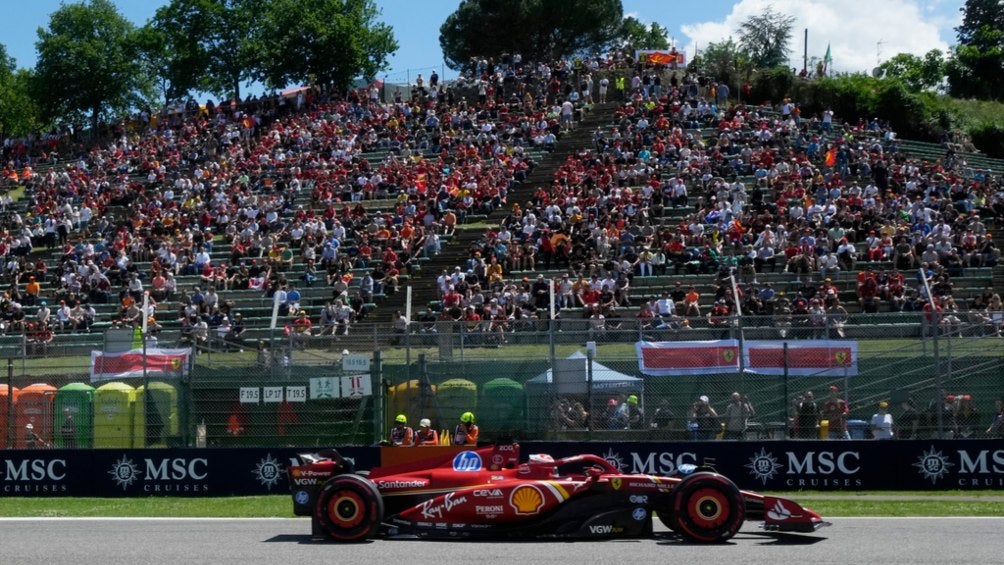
left=288, top=442, right=828, bottom=543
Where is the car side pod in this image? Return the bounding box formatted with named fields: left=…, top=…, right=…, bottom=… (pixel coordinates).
left=760, top=496, right=831, bottom=533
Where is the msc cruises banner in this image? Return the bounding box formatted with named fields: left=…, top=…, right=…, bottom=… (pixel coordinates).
left=0, top=441, right=999, bottom=497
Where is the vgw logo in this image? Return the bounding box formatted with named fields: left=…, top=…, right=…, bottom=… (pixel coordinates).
left=109, top=455, right=209, bottom=492
left=1, top=458, right=68, bottom=493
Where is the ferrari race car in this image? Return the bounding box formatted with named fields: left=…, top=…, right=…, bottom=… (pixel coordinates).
left=288, top=442, right=828, bottom=543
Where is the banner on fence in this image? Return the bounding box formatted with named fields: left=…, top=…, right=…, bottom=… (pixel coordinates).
left=637, top=340, right=858, bottom=376
left=90, top=348, right=192, bottom=382
left=635, top=49, right=686, bottom=66
left=744, top=340, right=858, bottom=376
left=637, top=340, right=740, bottom=375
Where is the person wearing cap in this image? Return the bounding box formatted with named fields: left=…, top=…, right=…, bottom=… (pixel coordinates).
left=821, top=386, right=850, bottom=439
left=625, top=394, right=644, bottom=430
left=689, top=395, right=719, bottom=440
left=389, top=414, right=414, bottom=446
left=454, top=411, right=479, bottom=445
left=870, top=401, right=894, bottom=440
left=414, top=418, right=439, bottom=446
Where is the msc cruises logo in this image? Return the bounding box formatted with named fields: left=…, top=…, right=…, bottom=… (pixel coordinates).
left=914, top=446, right=954, bottom=485
left=745, top=448, right=783, bottom=485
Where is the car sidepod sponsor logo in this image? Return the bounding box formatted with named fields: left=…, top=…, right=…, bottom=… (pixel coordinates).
left=420, top=492, right=467, bottom=520
left=610, top=477, right=621, bottom=490
left=377, top=479, right=429, bottom=489
left=475, top=504, right=504, bottom=517
left=473, top=488, right=503, bottom=498
left=632, top=507, right=647, bottom=521
left=628, top=494, right=647, bottom=504
left=453, top=451, right=483, bottom=472
left=289, top=467, right=331, bottom=486
left=491, top=454, right=504, bottom=468
left=509, top=484, right=544, bottom=515
left=294, top=490, right=310, bottom=505
left=588, top=524, right=618, bottom=535
left=766, top=500, right=792, bottom=521
left=251, top=453, right=285, bottom=491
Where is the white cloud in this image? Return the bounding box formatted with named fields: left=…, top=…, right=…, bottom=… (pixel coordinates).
left=678, top=0, right=953, bottom=74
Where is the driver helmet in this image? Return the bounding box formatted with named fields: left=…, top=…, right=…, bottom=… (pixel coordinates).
left=460, top=411, right=475, bottom=424
left=395, top=414, right=407, bottom=425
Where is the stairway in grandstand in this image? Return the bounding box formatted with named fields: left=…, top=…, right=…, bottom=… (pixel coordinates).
left=369, top=102, right=621, bottom=323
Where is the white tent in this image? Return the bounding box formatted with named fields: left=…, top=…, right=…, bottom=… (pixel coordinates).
left=527, top=351, right=642, bottom=393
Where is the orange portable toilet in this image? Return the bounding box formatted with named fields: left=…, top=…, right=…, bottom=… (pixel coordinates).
left=15, top=383, right=57, bottom=448
left=0, top=386, right=18, bottom=448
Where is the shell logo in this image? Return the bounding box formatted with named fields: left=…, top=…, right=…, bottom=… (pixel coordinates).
left=509, top=485, right=545, bottom=515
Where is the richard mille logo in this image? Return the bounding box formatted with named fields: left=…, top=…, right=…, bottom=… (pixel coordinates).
left=252, top=454, right=286, bottom=490
left=109, top=456, right=141, bottom=491
left=914, top=446, right=954, bottom=485
left=746, top=448, right=783, bottom=485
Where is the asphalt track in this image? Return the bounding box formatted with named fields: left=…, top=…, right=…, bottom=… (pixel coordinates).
left=0, top=517, right=1000, bottom=565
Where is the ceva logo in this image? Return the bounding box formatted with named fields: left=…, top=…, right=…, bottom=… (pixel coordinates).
left=452, top=451, right=482, bottom=472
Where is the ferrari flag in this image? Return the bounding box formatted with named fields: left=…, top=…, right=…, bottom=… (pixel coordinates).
left=90, top=348, right=192, bottom=383
left=743, top=340, right=857, bottom=376
left=637, top=340, right=740, bottom=375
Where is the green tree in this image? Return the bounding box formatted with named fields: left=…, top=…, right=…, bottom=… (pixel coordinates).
left=878, top=50, right=945, bottom=92
left=439, top=0, right=623, bottom=71
left=150, top=0, right=264, bottom=101
left=946, top=0, right=1004, bottom=101
left=737, top=5, right=795, bottom=69
left=33, top=0, right=154, bottom=132
left=694, top=38, right=746, bottom=86
left=0, top=45, right=42, bottom=138
left=257, top=0, right=397, bottom=92
left=613, top=16, right=669, bottom=51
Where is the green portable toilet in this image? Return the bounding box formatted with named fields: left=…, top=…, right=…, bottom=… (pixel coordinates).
left=479, top=378, right=526, bottom=435
left=94, top=382, right=136, bottom=448
left=135, top=381, right=179, bottom=447
left=54, top=383, right=95, bottom=448
left=436, top=379, right=478, bottom=425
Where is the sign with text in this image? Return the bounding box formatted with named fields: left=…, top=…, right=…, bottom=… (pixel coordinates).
left=341, top=374, right=372, bottom=399
left=342, top=354, right=370, bottom=373
left=285, top=386, right=307, bottom=403
left=239, top=387, right=260, bottom=404
left=309, top=377, right=338, bottom=399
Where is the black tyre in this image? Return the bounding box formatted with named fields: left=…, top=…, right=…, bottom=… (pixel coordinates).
left=315, top=474, right=384, bottom=542
left=668, top=472, right=745, bottom=543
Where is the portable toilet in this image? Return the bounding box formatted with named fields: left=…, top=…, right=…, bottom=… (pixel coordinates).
left=436, top=379, right=478, bottom=425
left=54, top=383, right=96, bottom=448
left=94, top=382, right=136, bottom=448
left=479, top=378, right=526, bottom=435
left=135, top=381, right=179, bottom=447
left=387, top=379, right=438, bottom=429
left=0, top=386, right=18, bottom=448
left=14, top=384, right=57, bottom=448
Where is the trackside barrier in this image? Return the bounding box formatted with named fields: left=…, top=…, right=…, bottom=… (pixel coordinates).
left=0, top=440, right=1000, bottom=497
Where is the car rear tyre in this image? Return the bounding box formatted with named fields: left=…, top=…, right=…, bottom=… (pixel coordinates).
left=669, top=473, right=745, bottom=543
left=315, top=474, right=384, bottom=542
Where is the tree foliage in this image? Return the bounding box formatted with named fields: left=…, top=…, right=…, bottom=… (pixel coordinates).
left=33, top=0, right=154, bottom=131
left=877, top=50, right=945, bottom=93
left=691, top=38, right=746, bottom=86
left=439, top=0, right=623, bottom=71
left=149, top=0, right=264, bottom=101
left=737, top=5, right=795, bottom=69
left=613, top=16, right=669, bottom=51
left=257, top=0, right=397, bottom=92
left=0, top=45, right=42, bottom=137
left=946, top=0, right=1004, bottom=101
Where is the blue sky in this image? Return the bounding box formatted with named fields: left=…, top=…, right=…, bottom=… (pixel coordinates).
left=3, top=0, right=964, bottom=91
